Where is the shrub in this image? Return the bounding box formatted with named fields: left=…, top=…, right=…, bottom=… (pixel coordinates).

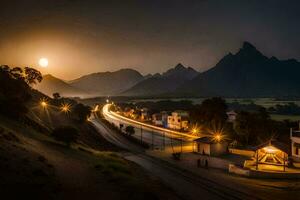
left=52, top=126, right=79, bottom=145
left=72, top=103, right=91, bottom=123
left=125, top=126, right=135, bottom=136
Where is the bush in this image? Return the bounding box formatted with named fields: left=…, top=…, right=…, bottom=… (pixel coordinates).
left=125, top=126, right=135, bottom=135
left=52, top=126, right=79, bottom=145
left=72, top=103, right=91, bottom=123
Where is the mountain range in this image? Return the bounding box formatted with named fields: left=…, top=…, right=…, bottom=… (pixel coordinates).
left=176, top=42, right=300, bottom=97
left=122, top=63, right=199, bottom=96
left=35, top=41, right=300, bottom=98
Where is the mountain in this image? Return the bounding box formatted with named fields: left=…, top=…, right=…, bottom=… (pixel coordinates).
left=122, top=63, right=199, bottom=96
left=176, top=41, right=300, bottom=97
left=34, top=74, right=88, bottom=97
left=69, top=68, right=144, bottom=96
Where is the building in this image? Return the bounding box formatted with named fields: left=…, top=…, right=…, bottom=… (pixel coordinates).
left=140, top=108, right=150, bottom=121
left=290, top=129, right=300, bottom=162
left=152, top=113, right=163, bottom=126
left=167, top=111, right=189, bottom=131
left=244, top=139, right=289, bottom=171
left=226, top=110, right=237, bottom=122
left=152, top=111, right=168, bottom=127
left=193, top=136, right=229, bottom=156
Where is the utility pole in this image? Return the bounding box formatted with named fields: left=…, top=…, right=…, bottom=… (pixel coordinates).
left=163, top=131, right=165, bottom=150
left=140, top=125, right=143, bottom=144
left=181, top=136, right=183, bottom=153
left=151, top=129, right=154, bottom=150
left=256, top=150, right=258, bottom=170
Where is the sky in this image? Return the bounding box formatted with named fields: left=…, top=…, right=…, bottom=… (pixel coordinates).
left=0, top=0, right=300, bottom=80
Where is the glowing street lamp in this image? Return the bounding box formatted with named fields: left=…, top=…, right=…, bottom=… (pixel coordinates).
left=192, top=128, right=198, bottom=134
left=61, top=103, right=70, bottom=113
left=215, top=134, right=221, bottom=142
left=263, top=146, right=278, bottom=154
left=40, top=101, right=48, bottom=108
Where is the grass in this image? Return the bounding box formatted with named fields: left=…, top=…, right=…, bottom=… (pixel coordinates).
left=0, top=112, right=180, bottom=200
left=270, top=114, right=300, bottom=121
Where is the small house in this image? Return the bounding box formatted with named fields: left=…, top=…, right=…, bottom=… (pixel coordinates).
left=226, top=110, right=237, bottom=122
left=168, top=111, right=189, bottom=131
left=193, top=136, right=228, bottom=156
left=152, top=111, right=168, bottom=127
left=290, top=129, right=300, bottom=162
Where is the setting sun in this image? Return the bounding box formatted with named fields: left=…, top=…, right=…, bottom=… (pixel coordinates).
left=39, top=58, right=48, bottom=68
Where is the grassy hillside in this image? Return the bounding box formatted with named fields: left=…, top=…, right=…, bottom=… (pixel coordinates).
left=0, top=70, right=180, bottom=200
left=0, top=108, right=180, bottom=200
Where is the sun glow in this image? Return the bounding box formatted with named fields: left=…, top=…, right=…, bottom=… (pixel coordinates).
left=39, top=58, right=49, bottom=68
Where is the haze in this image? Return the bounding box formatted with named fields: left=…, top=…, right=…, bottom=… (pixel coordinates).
left=0, top=0, right=300, bottom=80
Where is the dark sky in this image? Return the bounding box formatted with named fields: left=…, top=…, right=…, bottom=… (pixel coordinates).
left=0, top=0, right=299, bottom=79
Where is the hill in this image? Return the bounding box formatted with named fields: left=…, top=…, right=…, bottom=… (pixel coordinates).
left=176, top=42, right=300, bottom=97
left=34, top=74, right=88, bottom=98
left=0, top=65, right=180, bottom=199
left=122, top=63, right=198, bottom=96
left=69, top=68, right=144, bottom=96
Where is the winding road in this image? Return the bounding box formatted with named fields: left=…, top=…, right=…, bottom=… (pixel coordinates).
left=89, top=104, right=261, bottom=200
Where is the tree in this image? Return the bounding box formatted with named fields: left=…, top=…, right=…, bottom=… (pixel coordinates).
left=234, top=110, right=273, bottom=145
left=191, top=97, right=227, bottom=126
left=52, top=126, right=79, bottom=145
left=24, top=67, right=42, bottom=85
left=53, top=92, right=61, bottom=100
left=125, top=126, right=135, bottom=136
left=0, top=65, right=32, bottom=118
left=72, top=103, right=91, bottom=122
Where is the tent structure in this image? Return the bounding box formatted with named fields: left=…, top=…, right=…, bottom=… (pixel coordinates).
left=251, top=140, right=289, bottom=171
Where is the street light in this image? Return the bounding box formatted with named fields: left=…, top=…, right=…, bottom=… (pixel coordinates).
left=214, top=134, right=222, bottom=142
left=192, top=128, right=198, bottom=134
left=40, top=101, right=47, bottom=108
left=61, top=103, right=70, bottom=113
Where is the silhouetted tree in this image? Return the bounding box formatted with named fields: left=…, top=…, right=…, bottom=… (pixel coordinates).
left=72, top=103, right=91, bottom=122
left=53, top=92, right=61, bottom=100
left=191, top=97, right=227, bottom=126
left=24, top=67, right=42, bottom=85
left=125, top=126, right=135, bottom=135
left=0, top=65, right=33, bottom=118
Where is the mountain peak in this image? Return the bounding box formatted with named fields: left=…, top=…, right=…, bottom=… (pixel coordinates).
left=235, top=41, right=265, bottom=61
left=242, top=41, right=256, bottom=50
left=174, top=63, right=185, bottom=70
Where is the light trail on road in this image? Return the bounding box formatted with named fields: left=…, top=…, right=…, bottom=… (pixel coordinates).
left=102, top=104, right=196, bottom=153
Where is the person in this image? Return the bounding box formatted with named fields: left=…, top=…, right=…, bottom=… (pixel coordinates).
left=205, top=159, right=208, bottom=169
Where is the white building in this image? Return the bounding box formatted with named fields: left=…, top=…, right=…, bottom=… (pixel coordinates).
left=226, top=110, right=237, bottom=122
left=290, top=129, right=300, bottom=162
left=152, top=112, right=168, bottom=127
left=167, top=111, right=189, bottom=131
left=140, top=108, right=150, bottom=121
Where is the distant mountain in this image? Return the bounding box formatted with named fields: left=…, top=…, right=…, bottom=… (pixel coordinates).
left=122, top=63, right=198, bottom=96
left=34, top=75, right=88, bottom=98
left=176, top=42, right=300, bottom=97
left=69, top=68, right=144, bottom=96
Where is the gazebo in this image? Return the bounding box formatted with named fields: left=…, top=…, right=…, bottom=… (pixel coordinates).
left=251, top=140, right=290, bottom=172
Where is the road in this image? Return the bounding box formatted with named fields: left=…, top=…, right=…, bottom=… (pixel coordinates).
left=102, top=104, right=196, bottom=153
left=90, top=107, right=261, bottom=200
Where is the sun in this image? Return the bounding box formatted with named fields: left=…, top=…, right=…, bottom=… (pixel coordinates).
left=39, top=58, right=48, bottom=68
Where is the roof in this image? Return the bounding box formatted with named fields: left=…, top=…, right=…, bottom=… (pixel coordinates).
left=194, top=136, right=227, bottom=144
left=226, top=110, right=237, bottom=115
left=252, top=139, right=290, bottom=154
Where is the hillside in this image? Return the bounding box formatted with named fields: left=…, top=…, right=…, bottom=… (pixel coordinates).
left=0, top=66, right=180, bottom=199
left=176, top=42, right=300, bottom=97
left=69, top=68, right=144, bottom=96
left=122, top=63, right=198, bottom=96
left=34, top=74, right=88, bottom=98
